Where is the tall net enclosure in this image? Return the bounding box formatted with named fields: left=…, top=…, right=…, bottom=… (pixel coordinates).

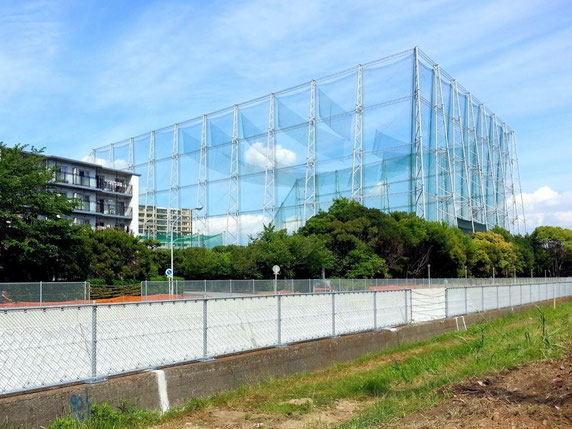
left=91, top=48, right=526, bottom=245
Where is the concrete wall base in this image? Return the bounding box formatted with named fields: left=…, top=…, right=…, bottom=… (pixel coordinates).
left=1, top=297, right=569, bottom=428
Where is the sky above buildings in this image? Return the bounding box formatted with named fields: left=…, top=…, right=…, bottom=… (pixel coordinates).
left=1, top=0, right=571, bottom=231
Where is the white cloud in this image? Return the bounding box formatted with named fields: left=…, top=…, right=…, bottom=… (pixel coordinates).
left=244, top=142, right=297, bottom=169
left=205, top=213, right=272, bottom=242
left=81, top=155, right=129, bottom=171
left=520, top=186, right=572, bottom=231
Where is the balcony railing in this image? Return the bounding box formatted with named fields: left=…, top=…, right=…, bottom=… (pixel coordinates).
left=54, top=172, right=132, bottom=195
left=75, top=201, right=133, bottom=217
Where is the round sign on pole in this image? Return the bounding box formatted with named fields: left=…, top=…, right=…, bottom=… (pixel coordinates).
left=165, top=268, right=173, bottom=277
left=272, top=265, right=280, bottom=275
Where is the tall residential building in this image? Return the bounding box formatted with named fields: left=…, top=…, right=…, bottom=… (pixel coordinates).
left=47, top=155, right=140, bottom=233
left=138, top=205, right=192, bottom=241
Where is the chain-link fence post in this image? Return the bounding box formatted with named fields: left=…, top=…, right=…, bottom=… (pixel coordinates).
left=202, top=298, right=209, bottom=360
left=409, top=289, right=413, bottom=323
left=405, top=288, right=410, bottom=323
left=445, top=288, right=449, bottom=318
left=252, top=279, right=255, bottom=295
left=84, top=281, right=88, bottom=301
left=277, top=294, right=282, bottom=346
left=373, top=290, right=377, bottom=329
left=39, top=281, right=42, bottom=305
left=331, top=292, right=336, bottom=337
left=230, top=279, right=233, bottom=296
left=91, top=304, right=98, bottom=380
left=204, top=279, right=207, bottom=298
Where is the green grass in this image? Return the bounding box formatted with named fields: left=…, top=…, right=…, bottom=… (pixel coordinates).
left=50, top=302, right=572, bottom=429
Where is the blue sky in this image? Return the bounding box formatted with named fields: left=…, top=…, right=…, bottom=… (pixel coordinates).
left=1, top=0, right=571, bottom=230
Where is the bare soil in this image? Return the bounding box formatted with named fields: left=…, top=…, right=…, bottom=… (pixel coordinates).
left=155, top=353, right=571, bottom=429
left=394, top=353, right=572, bottom=429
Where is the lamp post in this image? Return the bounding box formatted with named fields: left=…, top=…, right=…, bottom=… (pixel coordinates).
left=191, top=206, right=203, bottom=248
left=170, top=205, right=204, bottom=279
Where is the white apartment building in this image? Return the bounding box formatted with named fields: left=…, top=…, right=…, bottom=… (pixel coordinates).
left=47, top=155, right=140, bottom=233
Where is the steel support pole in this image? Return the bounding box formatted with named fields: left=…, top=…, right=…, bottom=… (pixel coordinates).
left=331, top=292, right=336, bottom=337
left=373, top=291, right=377, bottom=330
left=91, top=305, right=97, bottom=380
left=277, top=294, right=282, bottom=346
left=202, top=299, right=209, bottom=360
left=445, top=288, right=449, bottom=318
left=39, top=281, right=42, bottom=305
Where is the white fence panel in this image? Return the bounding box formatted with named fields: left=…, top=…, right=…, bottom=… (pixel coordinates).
left=280, top=294, right=332, bottom=343
left=376, top=290, right=409, bottom=326
left=207, top=296, right=278, bottom=356
left=0, top=306, right=92, bottom=394
left=336, top=292, right=374, bottom=335
left=96, top=301, right=203, bottom=375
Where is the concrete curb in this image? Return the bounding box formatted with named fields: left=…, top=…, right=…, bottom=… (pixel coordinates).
left=1, top=297, right=569, bottom=428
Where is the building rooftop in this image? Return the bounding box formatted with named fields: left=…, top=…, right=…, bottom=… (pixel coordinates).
left=46, top=154, right=141, bottom=176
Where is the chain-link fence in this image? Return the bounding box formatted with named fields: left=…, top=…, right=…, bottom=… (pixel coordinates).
left=142, top=277, right=568, bottom=299
left=1, top=280, right=571, bottom=396
left=445, top=281, right=572, bottom=317
left=0, top=289, right=410, bottom=395
left=0, top=282, right=89, bottom=307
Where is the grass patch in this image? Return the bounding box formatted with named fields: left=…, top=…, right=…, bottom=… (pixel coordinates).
left=50, top=302, right=572, bottom=428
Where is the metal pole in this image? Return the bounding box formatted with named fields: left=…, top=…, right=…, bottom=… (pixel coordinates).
left=274, top=273, right=277, bottom=294
left=202, top=299, right=208, bottom=360
left=91, top=304, right=97, bottom=380
left=373, top=290, right=377, bottom=329
left=445, top=288, right=449, bottom=318
left=409, top=289, right=413, bottom=323
left=428, top=264, right=431, bottom=286
left=277, top=294, right=282, bottom=346
left=230, top=279, right=233, bottom=296
left=481, top=286, right=484, bottom=311
left=464, top=287, right=468, bottom=314
left=204, top=279, right=207, bottom=298
left=39, top=281, right=43, bottom=305
left=85, top=281, right=88, bottom=301
left=331, top=292, right=336, bottom=337
left=252, top=279, right=255, bottom=295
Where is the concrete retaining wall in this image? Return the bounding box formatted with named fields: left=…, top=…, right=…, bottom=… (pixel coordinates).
left=1, top=297, right=569, bottom=428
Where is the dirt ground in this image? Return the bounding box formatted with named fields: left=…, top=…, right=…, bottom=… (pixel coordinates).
left=395, top=354, right=572, bottom=429
left=156, top=354, right=571, bottom=429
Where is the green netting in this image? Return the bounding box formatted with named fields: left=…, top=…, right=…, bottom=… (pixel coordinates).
left=140, top=233, right=223, bottom=248
left=95, top=48, right=518, bottom=244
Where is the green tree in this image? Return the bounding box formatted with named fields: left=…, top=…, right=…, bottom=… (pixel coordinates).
left=469, top=231, right=517, bottom=277
left=0, top=144, right=87, bottom=281
left=531, top=226, right=572, bottom=276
